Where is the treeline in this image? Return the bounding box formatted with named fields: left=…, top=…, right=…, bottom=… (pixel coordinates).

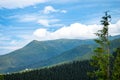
left=2, top=60, right=95, bottom=80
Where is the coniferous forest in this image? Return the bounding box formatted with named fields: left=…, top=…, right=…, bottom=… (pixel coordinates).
left=0, top=48, right=120, bottom=80
left=2, top=60, right=95, bottom=80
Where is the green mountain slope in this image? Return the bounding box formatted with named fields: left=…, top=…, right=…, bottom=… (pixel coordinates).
left=26, top=44, right=95, bottom=69
left=0, top=39, right=93, bottom=73
left=25, top=37, right=120, bottom=69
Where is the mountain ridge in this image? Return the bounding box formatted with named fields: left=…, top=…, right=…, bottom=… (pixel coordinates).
left=0, top=39, right=94, bottom=73
left=0, top=35, right=120, bottom=73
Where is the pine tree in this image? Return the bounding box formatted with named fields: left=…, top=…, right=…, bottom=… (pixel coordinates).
left=112, top=48, right=120, bottom=80
left=90, top=12, right=111, bottom=80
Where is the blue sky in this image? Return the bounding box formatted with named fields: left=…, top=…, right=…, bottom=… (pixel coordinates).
left=0, top=0, right=120, bottom=55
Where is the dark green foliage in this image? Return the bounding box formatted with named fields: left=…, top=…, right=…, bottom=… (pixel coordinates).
left=0, top=74, right=4, bottom=80
left=112, top=48, right=120, bottom=80
left=3, top=60, right=95, bottom=80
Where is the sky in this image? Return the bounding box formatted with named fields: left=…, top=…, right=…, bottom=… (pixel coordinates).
left=0, top=0, right=120, bottom=55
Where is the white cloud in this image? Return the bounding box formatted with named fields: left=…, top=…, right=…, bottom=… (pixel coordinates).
left=43, top=6, right=67, bottom=14
left=8, top=10, right=62, bottom=26
left=19, top=15, right=37, bottom=22
left=33, top=29, right=50, bottom=37
left=37, top=20, right=50, bottom=26
left=49, top=0, right=79, bottom=4
left=43, top=6, right=57, bottom=14
left=37, top=19, right=60, bottom=26
left=9, top=14, right=51, bottom=23
left=109, top=20, right=120, bottom=36
left=61, top=10, right=67, bottom=13
left=0, top=0, right=48, bottom=9
left=33, top=23, right=101, bottom=40
left=33, top=20, right=120, bottom=41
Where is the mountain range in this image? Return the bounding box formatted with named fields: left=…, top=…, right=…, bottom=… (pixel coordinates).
left=0, top=35, right=120, bottom=73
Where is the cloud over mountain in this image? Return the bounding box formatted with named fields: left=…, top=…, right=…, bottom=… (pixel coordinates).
left=33, top=20, right=120, bottom=40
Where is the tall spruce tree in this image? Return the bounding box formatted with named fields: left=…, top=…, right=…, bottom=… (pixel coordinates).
left=90, top=12, right=111, bottom=80
left=112, top=48, right=120, bottom=80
